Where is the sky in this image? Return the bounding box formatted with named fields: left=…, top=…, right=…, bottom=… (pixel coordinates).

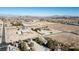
left=0, top=7, right=79, bottom=16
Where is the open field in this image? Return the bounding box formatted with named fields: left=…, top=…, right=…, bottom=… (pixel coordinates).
left=4, top=21, right=79, bottom=49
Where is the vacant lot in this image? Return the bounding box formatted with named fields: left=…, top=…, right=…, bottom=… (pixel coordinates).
left=5, top=27, right=39, bottom=43
left=32, top=21, right=79, bottom=48
left=5, top=21, right=79, bottom=48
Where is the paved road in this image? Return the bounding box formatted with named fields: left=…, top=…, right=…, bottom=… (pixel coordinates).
left=0, top=23, right=8, bottom=51
left=2, top=23, right=6, bottom=43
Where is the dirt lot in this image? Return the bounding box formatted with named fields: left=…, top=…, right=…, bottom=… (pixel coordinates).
left=5, top=27, right=39, bottom=43
left=46, top=32, right=79, bottom=48
left=5, top=21, right=79, bottom=48
left=32, top=21, right=79, bottom=48
left=31, top=21, right=79, bottom=32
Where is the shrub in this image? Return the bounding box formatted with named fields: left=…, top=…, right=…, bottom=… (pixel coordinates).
left=29, top=42, right=34, bottom=47
left=33, top=37, right=44, bottom=45
left=47, top=40, right=58, bottom=50
left=73, top=48, right=79, bottom=51
left=11, top=22, right=23, bottom=26
left=20, top=41, right=29, bottom=51
left=68, top=47, right=79, bottom=51
left=31, top=28, right=41, bottom=32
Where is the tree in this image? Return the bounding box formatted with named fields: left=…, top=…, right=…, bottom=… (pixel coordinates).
left=33, top=37, right=44, bottom=45
left=11, top=21, right=23, bottom=26
left=20, top=41, right=28, bottom=51
left=47, top=40, right=58, bottom=50
left=29, top=42, right=34, bottom=47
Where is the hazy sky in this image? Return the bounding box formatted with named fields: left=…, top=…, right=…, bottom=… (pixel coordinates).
left=0, top=7, right=79, bottom=16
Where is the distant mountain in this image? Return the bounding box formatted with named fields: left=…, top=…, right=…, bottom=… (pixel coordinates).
left=0, top=14, right=22, bottom=16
